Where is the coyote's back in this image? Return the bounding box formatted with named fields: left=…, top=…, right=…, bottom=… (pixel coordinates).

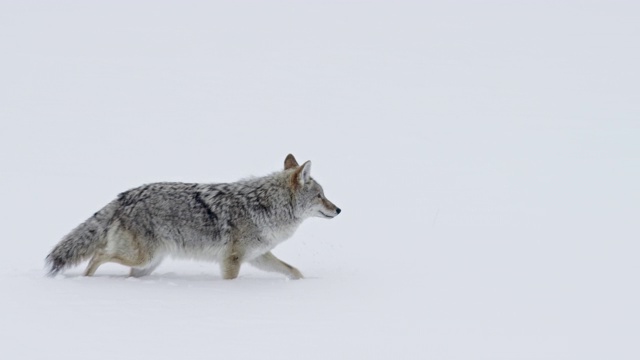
left=45, top=154, right=341, bottom=280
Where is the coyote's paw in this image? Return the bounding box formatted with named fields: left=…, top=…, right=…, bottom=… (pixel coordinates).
left=288, top=267, right=304, bottom=280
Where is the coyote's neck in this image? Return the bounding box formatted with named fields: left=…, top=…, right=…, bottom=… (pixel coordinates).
left=234, top=172, right=301, bottom=229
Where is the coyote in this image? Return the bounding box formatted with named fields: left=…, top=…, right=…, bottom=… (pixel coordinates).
left=45, top=154, right=340, bottom=280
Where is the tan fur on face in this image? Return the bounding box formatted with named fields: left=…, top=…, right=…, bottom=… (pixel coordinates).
left=322, top=198, right=337, bottom=212
left=289, top=168, right=302, bottom=190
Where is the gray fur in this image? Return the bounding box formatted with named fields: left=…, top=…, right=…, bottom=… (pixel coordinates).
left=45, top=154, right=340, bottom=279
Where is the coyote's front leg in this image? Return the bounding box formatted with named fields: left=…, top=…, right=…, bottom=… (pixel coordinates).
left=221, top=251, right=242, bottom=280
left=250, top=251, right=303, bottom=279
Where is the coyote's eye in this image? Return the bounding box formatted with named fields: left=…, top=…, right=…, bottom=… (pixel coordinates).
left=317, top=194, right=322, bottom=199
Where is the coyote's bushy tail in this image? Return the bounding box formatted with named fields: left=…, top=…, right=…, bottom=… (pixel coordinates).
left=45, top=201, right=117, bottom=276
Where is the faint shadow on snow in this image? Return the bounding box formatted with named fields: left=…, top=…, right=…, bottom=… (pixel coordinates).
left=53, top=272, right=313, bottom=285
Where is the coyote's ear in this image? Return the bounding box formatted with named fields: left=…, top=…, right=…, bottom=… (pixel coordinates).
left=293, top=161, right=312, bottom=187
left=284, top=154, right=299, bottom=170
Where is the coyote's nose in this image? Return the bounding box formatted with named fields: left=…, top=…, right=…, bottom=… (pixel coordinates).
left=336, top=208, right=341, bottom=215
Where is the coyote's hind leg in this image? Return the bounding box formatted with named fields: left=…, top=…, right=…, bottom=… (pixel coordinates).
left=129, top=256, right=163, bottom=277
left=84, top=251, right=109, bottom=276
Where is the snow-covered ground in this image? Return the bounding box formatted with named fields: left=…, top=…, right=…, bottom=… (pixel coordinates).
left=1, top=1, right=639, bottom=359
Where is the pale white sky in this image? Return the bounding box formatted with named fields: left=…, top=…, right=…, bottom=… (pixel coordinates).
left=1, top=1, right=638, bottom=359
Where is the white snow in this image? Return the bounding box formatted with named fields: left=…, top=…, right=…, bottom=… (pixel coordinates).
left=1, top=1, right=639, bottom=359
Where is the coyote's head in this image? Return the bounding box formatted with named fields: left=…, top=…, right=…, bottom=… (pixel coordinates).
left=284, top=154, right=341, bottom=220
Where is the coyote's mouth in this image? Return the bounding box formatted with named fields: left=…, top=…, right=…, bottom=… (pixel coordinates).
left=319, top=211, right=335, bottom=218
